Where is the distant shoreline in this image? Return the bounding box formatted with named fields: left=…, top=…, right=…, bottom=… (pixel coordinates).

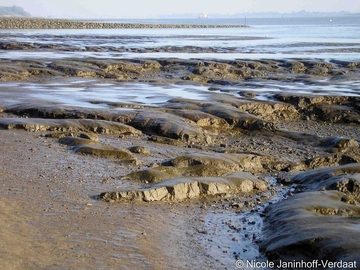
left=0, top=17, right=247, bottom=29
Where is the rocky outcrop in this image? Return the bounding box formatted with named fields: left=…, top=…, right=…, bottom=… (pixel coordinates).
left=100, top=172, right=267, bottom=203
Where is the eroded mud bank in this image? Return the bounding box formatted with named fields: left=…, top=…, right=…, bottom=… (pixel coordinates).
left=0, top=56, right=359, bottom=84
left=1, top=35, right=360, bottom=268
left=1, top=73, right=360, bottom=268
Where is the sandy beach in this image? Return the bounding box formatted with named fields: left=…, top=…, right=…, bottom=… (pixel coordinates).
left=0, top=18, right=360, bottom=269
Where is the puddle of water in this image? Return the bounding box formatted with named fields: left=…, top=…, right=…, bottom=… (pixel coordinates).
left=201, top=177, right=292, bottom=269
left=0, top=79, right=358, bottom=110
left=203, top=209, right=264, bottom=266
left=0, top=82, right=210, bottom=109
left=1, top=50, right=359, bottom=62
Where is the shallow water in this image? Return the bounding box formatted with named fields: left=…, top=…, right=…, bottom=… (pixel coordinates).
left=1, top=17, right=359, bottom=61
left=201, top=177, right=292, bottom=269
left=1, top=78, right=359, bottom=110
left=0, top=81, right=211, bottom=108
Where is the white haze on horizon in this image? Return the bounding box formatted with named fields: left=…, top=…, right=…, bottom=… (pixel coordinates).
left=2, top=0, right=360, bottom=18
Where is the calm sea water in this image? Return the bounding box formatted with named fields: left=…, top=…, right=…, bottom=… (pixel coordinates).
left=0, top=16, right=359, bottom=106
left=102, top=16, right=360, bottom=28
left=0, top=16, right=359, bottom=61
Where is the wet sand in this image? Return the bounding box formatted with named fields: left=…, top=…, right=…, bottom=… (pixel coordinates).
left=0, top=29, right=360, bottom=269
left=0, top=129, right=212, bottom=269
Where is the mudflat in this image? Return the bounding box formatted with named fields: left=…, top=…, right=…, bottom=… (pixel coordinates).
left=0, top=23, right=360, bottom=269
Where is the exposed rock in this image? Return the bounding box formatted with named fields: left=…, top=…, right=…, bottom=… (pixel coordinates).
left=101, top=172, right=267, bottom=202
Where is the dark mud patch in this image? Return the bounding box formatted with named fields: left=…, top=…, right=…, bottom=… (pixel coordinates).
left=261, top=191, right=360, bottom=264
left=261, top=164, right=360, bottom=265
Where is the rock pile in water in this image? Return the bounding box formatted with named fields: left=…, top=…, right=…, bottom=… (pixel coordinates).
left=0, top=18, right=246, bottom=29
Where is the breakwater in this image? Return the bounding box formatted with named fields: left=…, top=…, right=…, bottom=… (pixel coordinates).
left=0, top=17, right=246, bottom=29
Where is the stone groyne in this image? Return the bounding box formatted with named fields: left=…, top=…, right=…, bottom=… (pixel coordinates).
left=0, top=17, right=246, bottom=29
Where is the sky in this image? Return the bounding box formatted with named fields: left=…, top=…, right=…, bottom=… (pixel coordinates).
left=2, top=0, right=360, bottom=18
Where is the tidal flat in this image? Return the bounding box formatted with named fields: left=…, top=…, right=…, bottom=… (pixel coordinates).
left=0, top=18, right=360, bottom=269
